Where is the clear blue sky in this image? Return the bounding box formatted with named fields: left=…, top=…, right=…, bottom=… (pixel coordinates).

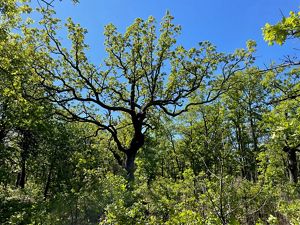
left=52, top=0, right=299, bottom=66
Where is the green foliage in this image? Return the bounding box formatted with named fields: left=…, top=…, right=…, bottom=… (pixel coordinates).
left=279, top=199, right=300, bottom=224
left=263, top=10, right=300, bottom=45
left=1, top=1, right=300, bottom=225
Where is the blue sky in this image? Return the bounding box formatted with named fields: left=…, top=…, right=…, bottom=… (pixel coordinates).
left=52, top=0, right=299, bottom=66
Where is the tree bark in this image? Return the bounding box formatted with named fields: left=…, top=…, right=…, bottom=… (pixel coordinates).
left=283, top=146, right=298, bottom=183
left=44, top=164, right=53, bottom=199
left=123, top=114, right=145, bottom=181
left=16, top=152, right=26, bottom=189
left=249, top=104, right=258, bottom=182
left=125, top=133, right=144, bottom=180
left=19, top=156, right=26, bottom=189
left=125, top=150, right=137, bottom=181
left=0, top=128, right=6, bottom=143
left=16, top=129, right=34, bottom=189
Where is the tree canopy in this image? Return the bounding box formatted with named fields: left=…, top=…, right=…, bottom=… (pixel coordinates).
left=1, top=1, right=300, bottom=224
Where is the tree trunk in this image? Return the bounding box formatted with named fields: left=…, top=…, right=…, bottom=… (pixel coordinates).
left=16, top=129, right=34, bottom=189
left=249, top=107, right=258, bottom=182
left=111, top=113, right=145, bottom=182
left=19, top=157, right=26, bottom=189
left=125, top=150, right=137, bottom=181
left=0, top=128, right=6, bottom=143
left=44, top=164, right=53, bottom=199
left=16, top=150, right=27, bottom=189
left=124, top=129, right=144, bottom=182
left=283, top=146, right=298, bottom=183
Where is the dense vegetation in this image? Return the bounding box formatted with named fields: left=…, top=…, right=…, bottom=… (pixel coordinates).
left=1, top=1, right=300, bottom=224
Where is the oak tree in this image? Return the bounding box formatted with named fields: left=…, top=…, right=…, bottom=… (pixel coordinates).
left=29, top=10, right=255, bottom=180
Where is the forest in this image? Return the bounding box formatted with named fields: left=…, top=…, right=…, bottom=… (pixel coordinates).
left=1, top=0, right=300, bottom=224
